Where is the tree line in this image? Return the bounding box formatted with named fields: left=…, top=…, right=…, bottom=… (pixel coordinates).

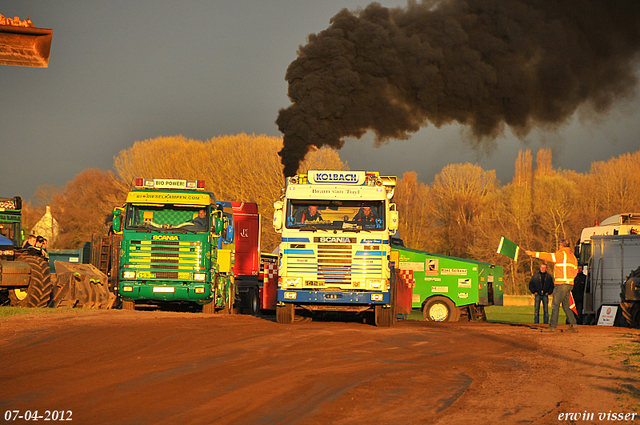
left=23, top=134, right=348, bottom=253
left=22, top=134, right=640, bottom=295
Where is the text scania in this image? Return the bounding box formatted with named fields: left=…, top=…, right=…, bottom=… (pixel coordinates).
left=317, top=237, right=354, bottom=243
left=313, top=173, right=358, bottom=183
left=152, top=235, right=179, bottom=241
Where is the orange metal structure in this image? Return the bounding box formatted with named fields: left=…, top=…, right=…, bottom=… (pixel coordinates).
left=0, top=14, right=52, bottom=68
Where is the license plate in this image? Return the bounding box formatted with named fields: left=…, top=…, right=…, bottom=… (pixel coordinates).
left=139, top=271, right=155, bottom=279
left=153, top=287, right=175, bottom=293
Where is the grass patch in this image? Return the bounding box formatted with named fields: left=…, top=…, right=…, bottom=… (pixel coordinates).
left=608, top=334, right=640, bottom=410
left=405, top=305, right=567, bottom=324
left=609, top=335, right=640, bottom=372
left=0, top=306, right=85, bottom=319
left=485, top=305, right=567, bottom=324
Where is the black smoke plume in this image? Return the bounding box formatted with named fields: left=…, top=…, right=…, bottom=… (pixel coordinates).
left=276, top=0, right=640, bottom=176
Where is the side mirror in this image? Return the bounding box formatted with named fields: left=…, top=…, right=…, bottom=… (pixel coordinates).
left=388, top=203, right=398, bottom=232
left=273, top=201, right=283, bottom=232
left=214, top=216, right=224, bottom=236
left=112, top=208, right=124, bottom=234
left=225, top=225, right=235, bottom=243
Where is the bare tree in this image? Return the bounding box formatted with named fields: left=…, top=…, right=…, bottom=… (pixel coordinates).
left=429, top=163, right=497, bottom=257
left=50, top=169, right=126, bottom=248
left=394, top=172, right=433, bottom=250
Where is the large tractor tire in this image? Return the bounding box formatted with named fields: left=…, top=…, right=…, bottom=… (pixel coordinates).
left=49, top=262, right=116, bottom=309
left=74, top=278, right=97, bottom=308
left=92, top=279, right=113, bottom=308
left=621, top=273, right=640, bottom=328
left=423, top=296, right=460, bottom=322
left=8, top=254, right=53, bottom=308
left=276, top=302, right=294, bottom=324
left=620, top=302, right=640, bottom=328
left=49, top=274, right=77, bottom=308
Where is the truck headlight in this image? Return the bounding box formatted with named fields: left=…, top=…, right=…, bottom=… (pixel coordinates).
left=284, top=277, right=302, bottom=288
left=122, top=286, right=133, bottom=292
left=194, top=286, right=205, bottom=294
left=367, top=279, right=384, bottom=290
left=371, top=293, right=383, bottom=301
left=122, top=271, right=136, bottom=279
left=193, top=273, right=206, bottom=281
left=284, top=292, right=297, bottom=299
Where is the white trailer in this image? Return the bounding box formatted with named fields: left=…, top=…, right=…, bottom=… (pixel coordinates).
left=585, top=234, right=640, bottom=326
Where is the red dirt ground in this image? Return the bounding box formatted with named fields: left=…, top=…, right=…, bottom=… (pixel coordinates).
left=1, top=311, right=639, bottom=425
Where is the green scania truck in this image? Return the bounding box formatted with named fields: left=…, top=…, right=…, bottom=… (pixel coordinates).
left=112, top=178, right=237, bottom=312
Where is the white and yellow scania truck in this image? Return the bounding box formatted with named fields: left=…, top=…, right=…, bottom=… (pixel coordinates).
left=271, top=170, right=399, bottom=326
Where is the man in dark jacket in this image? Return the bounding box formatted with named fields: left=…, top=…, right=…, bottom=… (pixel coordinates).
left=529, top=264, right=555, bottom=324
left=572, top=265, right=586, bottom=325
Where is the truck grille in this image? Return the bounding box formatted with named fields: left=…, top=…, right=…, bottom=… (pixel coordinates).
left=317, top=244, right=352, bottom=285
left=128, top=240, right=203, bottom=279
left=154, top=272, right=179, bottom=279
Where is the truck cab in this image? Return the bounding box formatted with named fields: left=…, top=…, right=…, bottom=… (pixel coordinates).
left=113, top=178, right=229, bottom=312
left=272, top=170, right=400, bottom=326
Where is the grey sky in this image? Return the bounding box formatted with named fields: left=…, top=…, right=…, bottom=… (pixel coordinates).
left=2, top=0, right=639, bottom=200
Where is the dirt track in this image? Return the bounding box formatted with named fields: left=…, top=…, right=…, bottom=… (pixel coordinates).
left=1, top=311, right=639, bottom=425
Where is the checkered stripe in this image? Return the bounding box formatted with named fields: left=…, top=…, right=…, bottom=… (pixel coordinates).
left=398, top=269, right=415, bottom=288
left=140, top=210, right=195, bottom=225
left=263, top=262, right=278, bottom=284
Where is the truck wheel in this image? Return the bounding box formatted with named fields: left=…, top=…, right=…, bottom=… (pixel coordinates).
left=423, top=296, right=459, bottom=322
left=375, top=275, right=398, bottom=327
left=476, top=305, right=487, bottom=322
left=375, top=304, right=393, bottom=327
left=276, top=303, right=294, bottom=324
left=202, top=300, right=215, bottom=314
left=9, top=254, right=53, bottom=308
left=250, top=287, right=261, bottom=316
left=620, top=301, right=640, bottom=328
left=122, top=300, right=135, bottom=311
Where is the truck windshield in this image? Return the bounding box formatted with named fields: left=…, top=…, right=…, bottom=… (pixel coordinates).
left=286, top=200, right=385, bottom=231
left=125, top=205, right=210, bottom=233
left=0, top=221, right=21, bottom=246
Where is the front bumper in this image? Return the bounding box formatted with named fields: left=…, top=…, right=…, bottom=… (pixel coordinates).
left=277, top=289, right=389, bottom=305
left=119, top=281, right=212, bottom=303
